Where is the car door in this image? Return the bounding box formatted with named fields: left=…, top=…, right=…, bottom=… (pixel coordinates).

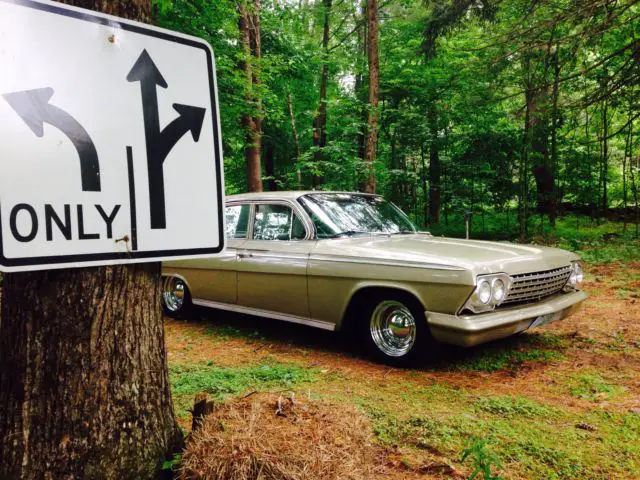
left=179, top=202, right=249, bottom=305
left=236, top=201, right=313, bottom=318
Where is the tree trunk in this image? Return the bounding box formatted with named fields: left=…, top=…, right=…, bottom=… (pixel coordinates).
left=549, top=43, right=560, bottom=227
left=601, top=98, right=609, bottom=215
left=355, top=11, right=366, bottom=163
left=421, top=143, right=429, bottom=227
left=519, top=60, right=532, bottom=241
left=239, top=0, right=263, bottom=192
left=623, top=119, right=631, bottom=232
left=0, top=3, right=182, bottom=478
left=264, top=139, right=276, bottom=191
left=1, top=265, right=181, bottom=479
left=287, top=92, right=302, bottom=187
left=362, top=0, right=379, bottom=194
left=428, top=103, right=440, bottom=224
left=312, top=0, right=331, bottom=187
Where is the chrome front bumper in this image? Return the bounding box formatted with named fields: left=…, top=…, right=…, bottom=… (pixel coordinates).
left=427, top=290, right=588, bottom=347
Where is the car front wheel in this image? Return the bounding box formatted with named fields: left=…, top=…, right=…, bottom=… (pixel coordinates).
left=162, top=276, right=192, bottom=318
left=361, top=295, right=431, bottom=366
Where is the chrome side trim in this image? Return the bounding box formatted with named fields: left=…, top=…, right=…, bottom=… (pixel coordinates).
left=309, top=254, right=465, bottom=271
left=191, top=298, right=336, bottom=331
left=240, top=251, right=309, bottom=261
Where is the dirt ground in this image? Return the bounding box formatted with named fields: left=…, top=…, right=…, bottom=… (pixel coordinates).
left=165, top=262, right=640, bottom=479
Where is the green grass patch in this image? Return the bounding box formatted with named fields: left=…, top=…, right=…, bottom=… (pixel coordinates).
left=452, top=347, right=565, bottom=372
left=475, top=396, right=553, bottom=418
left=568, top=373, right=623, bottom=401
left=170, top=362, right=316, bottom=419
left=205, top=324, right=264, bottom=341
left=365, top=399, right=640, bottom=479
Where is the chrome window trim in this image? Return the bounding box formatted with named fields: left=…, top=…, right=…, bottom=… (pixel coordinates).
left=191, top=298, right=336, bottom=331
left=298, top=192, right=419, bottom=238
left=308, top=254, right=465, bottom=271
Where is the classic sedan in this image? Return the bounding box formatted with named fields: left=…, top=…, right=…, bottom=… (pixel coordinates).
left=161, top=191, right=587, bottom=365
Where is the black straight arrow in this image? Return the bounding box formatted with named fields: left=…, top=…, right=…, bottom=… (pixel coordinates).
left=3, top=88, right=101, bottom=192
left=127, top=49, right=206, bottom=230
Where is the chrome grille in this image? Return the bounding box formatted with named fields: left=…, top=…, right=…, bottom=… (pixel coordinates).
left=502, top=266, right=572, bottom=306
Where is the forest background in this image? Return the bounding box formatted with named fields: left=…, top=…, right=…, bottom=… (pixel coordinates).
left=156, top=0, right=640, bottom=255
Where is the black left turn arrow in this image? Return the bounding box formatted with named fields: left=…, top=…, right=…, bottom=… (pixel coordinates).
left=2, top=88, right=101, bottom=192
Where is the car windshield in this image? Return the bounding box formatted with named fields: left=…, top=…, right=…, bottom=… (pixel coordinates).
left=298, top=193, right=417, bottom=238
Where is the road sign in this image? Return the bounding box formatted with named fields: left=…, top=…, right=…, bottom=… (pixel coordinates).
left=0, top=0, right=225, bottom=272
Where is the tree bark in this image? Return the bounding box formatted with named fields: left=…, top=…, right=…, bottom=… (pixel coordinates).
left=264, top=139, right=276, bottom=191
left=362, top=0, right=379, bottom=194
left=421, top=143, right=429, bottom=227
left=601, top=97, right=609, bottom=215
left=355, top=10, right=367, bottom=163
left=549, top=43, right=560, bottom=227
left=428, top=103, right=440, bottom=224
left=0, top=265, right=181, bottom=480
left=239, top=0, right=263, bottom=192
left=519, top=55, right=532, bottom=241
left=0, top=3, right=182, bottom=478
left=0, top=3, right=182, bottom=479
left=287, top=92, right=302, bottom=187
left=312, top=0, right=331, bottom=187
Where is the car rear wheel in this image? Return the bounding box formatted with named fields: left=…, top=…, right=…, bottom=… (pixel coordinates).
left=360, top=294, right=431, bottom=366
left=162, top=276, right=192, bottom=318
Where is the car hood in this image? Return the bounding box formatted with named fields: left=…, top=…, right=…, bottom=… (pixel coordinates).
left=312, top=233, right=580, bottom=275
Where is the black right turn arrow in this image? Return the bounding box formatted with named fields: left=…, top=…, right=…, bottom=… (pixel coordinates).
left=3, top=87, right=101, bottom=192
left=127, top=49, right=206, bottom=229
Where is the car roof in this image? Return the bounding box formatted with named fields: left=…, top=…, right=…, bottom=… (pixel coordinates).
left=226, top=191, right=381, bottom=203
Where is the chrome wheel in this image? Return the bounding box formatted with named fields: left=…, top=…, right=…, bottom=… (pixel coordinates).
left=369, top=300, right=417, bottom=357
left=163, top=277, right=186, bottom=313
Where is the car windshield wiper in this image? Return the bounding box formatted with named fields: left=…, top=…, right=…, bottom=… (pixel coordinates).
left=323, top=230, right=370, bottom=238
left=390, top=230, right=416, bottom=235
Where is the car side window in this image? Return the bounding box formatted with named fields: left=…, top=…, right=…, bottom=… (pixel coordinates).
left=225, top=204, right=250, bottom=239
left=253, top=204, right=306, bottom=241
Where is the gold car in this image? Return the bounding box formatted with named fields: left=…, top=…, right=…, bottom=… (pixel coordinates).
left=162, top=191, right=587, bottom=365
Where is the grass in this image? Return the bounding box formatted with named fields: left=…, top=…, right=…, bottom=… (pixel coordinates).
left=364, top=391, right=639, bottom=479
left=452, top=348, right=565, bottom=372
left=568, top=372, right=624, bottom=402
left=443, top=332, right=568, bottom=372
left=474, top=396, right=554, bottom=418
left=170, top=362, right=316, bottom=419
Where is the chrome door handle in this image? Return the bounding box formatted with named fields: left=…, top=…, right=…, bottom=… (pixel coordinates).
left=238, top=251, right=253, bottom=259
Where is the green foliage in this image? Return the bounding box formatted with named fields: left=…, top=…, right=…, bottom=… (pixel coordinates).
left=461, top=439, right=504, bottom=480
left=161, top=453, right=181, bottom=472
left=153, top=0, right=639, bottom=240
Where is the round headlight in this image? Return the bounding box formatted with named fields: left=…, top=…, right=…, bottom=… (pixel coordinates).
left=477, top=280, right=492, bottom=304
left=492, top=279, right=506, bottom=303
left=574, top=263, right=584, bottom=284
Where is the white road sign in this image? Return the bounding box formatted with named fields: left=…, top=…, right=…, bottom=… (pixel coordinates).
left=0, top=0, right=225, bottom=272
